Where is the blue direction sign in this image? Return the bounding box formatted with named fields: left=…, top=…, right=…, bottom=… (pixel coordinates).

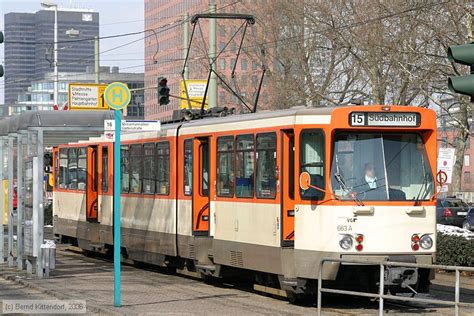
left=104, top=82, right=131, bottom=110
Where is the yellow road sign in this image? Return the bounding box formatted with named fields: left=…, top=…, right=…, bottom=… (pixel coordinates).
left=104, top=82, right=131, bottom=110
left=180, top=80, right=208, bottom=109
left=69, top=83, right=108, bottom=110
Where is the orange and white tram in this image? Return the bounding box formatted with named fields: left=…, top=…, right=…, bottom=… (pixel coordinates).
left=53, top=105, right=438, bottom=300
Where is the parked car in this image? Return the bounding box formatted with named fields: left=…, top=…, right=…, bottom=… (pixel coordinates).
left=436, top=198, right=470, bottom=227
left=462, top=206, right=474, bottom=231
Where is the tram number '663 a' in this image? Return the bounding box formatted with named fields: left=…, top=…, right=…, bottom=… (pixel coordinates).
left=337, top=225, right=353, bottom=232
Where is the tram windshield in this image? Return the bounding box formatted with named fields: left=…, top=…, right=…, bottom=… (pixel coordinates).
left=331, top=133, right=434, bottom=201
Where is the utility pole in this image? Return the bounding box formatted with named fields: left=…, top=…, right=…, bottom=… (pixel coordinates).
left=208, top=3, right=217, bottom=108
left=183, top=12, right=189, bottom=80
left=95, top=36, right=100, bottom=84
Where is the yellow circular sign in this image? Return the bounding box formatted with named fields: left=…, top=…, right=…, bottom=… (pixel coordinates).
left=104, top=82, right=131, bottom=110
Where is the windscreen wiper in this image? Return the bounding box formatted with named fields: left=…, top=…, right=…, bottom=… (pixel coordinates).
left=334, top=172, right=364, bottom=206
left=414, top=172, right=431, bottom=206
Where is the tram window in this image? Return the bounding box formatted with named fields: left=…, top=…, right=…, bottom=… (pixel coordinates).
left=68, top=148, right=78, bottom=190
left=217, top=136, right=235, bottom=197
left=102, top=146, right=108, bottom=193
left=300, top=130, right=325, bottom=200
left=184, top=140, right=193, bottom=195
left=143, top=143, right=155, bottom=194
left=156, top=142, right=170, bottom=195
left=129, top=144, right=143, bottom=193
left=256, top=133, right=277, bottom=199
left=121, top=145, right=130, bottom=193
left=77, top=148, right=87, bottom=191
left=236, top=134, right=254, bottom=198
left=59, top=148, right=68, bottom=189
left=200, top=141, right=210, bottom=197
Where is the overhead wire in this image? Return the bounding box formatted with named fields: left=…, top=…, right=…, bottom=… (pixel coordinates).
left=2, top=1, right=449, bottom=92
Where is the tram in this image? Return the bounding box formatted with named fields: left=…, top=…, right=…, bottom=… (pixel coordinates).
left=52, top=105, right=438, bottom=300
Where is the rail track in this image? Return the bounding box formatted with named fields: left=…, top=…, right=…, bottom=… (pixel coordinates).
left=61, top=244, right=474, bottom=314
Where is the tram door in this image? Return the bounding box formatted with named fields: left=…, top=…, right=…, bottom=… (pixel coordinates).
left=86, top=146, right=99, bottom=222
left=281, top=130, right=295, bottom=247
left=192, top=137, right=210, bottom=235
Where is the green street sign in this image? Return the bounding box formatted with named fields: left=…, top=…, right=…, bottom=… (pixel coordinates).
left=104, top=82, right=131, bottom=110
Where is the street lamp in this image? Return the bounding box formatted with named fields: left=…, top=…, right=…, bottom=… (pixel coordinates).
left=41, top=1, right=58, bottom=110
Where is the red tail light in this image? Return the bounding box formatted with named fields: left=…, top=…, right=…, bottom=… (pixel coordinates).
left=356, top=244, right=363, bottom=251
left=411, top=234, right=420, bottom=243
left=443, top=208, right=453, bottom=217
left=412, top=243, right=420, bottom=251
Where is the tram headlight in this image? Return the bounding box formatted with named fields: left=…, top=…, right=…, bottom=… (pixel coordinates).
left=420, top=234, right=433, bottom=250
left=339, top=235, right=353, bottom=250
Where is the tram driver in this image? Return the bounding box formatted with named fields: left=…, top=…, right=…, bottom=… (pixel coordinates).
left=356, top=162, right=406, bottom=201
left=356, top=162, right=385, bottom=200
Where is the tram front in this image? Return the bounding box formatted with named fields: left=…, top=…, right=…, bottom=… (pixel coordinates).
left=326, top=106, right=438, bottom=293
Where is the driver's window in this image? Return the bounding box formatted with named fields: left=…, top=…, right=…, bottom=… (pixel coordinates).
left=300, top=129, right=325, bottom=200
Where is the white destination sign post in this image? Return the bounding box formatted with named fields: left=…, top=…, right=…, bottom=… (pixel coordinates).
left=437, top=148, right=456, bottom=184
left=104, top=120, right=161, bottom=132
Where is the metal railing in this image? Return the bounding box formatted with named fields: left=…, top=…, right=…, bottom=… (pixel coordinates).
left=317, top=258, right=474, bottom=316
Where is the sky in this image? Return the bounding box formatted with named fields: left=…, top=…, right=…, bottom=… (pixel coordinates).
left=0, top=0, right=145, bottom=104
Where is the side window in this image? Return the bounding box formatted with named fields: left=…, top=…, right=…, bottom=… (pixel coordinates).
left=59, top=148, right=68, bottom=189
left=236, top=134, right=254, bottom=198
left=256, top=133, right=277, bottom=199
left=217, top=136, right=235, bottom=197
left=143, top=143, right=155, bottom=194
left=102, top=146, right=108, bottom=193
left=68, top=148, right=78, bottom=190
left=156, top=142, right=170, bottom=195
left=300, top=129, right=325, bottom=200
left=130, top=144, right=143, bottom=193
left=77, top=148, right=87, bottom=190
left=121, top=145, right=130, bottom=193
left=184, top=139, right=193, bottom=195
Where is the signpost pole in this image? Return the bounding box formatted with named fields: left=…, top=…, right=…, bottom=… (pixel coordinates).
left=104, top=82, right=130, bottom=308
left=113, top=108, right=121, bottom=307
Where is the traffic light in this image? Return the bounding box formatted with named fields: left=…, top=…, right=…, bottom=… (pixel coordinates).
left=44, top=152, right=52, bottom=173
left=157, top=76, right=170, bottom=105
left=447, top=43, right=474, bottom=101
left=0, top=31, right=4, bottom=77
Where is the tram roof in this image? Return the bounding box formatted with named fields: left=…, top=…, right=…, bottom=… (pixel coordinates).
left=170, top=106, right=335, bottom=130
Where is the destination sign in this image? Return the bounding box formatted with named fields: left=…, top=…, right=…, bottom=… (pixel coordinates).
left=349, top=112, right=420, bottom=127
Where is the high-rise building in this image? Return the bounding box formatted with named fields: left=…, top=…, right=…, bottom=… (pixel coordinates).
left=4, top=8, right=99, bottom=115
left=144, top=0, right=268, bottom=121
